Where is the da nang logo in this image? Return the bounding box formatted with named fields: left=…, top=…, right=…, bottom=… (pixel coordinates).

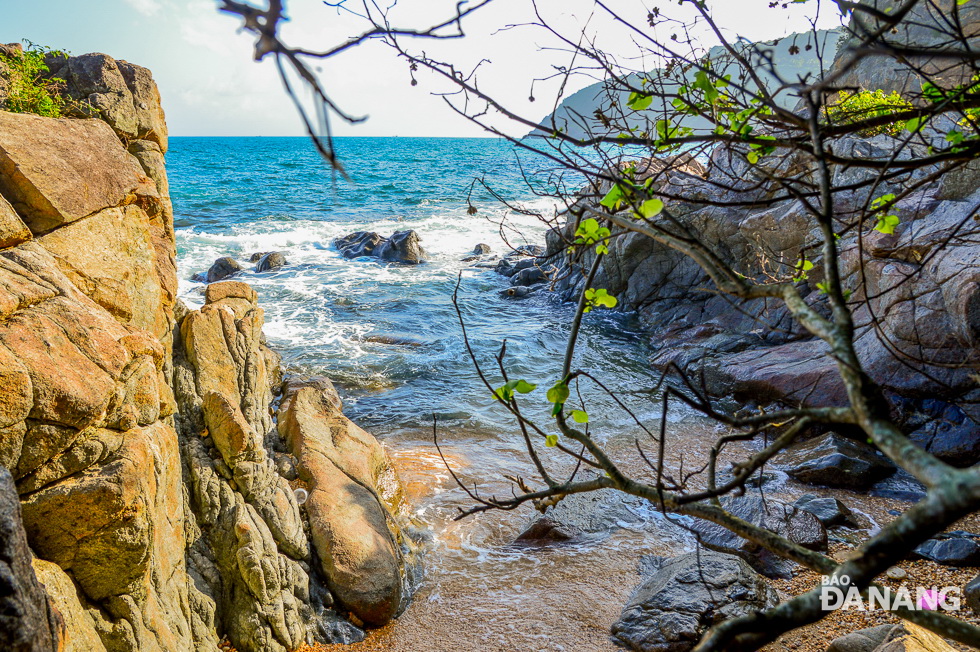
left=820, top=575, right=961, bottom=611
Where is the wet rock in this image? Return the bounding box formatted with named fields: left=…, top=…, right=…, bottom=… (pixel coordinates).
left=249, top=251, right=272, bottom=262
left=691, top=495, right=826, bottom=579
left=909, top=419, right=980, bottom=468
left=519, top=486, right=651, bottom=542
left=913, top=533, right=980, bottom=566
left=794, top=494, right=860, bottom=528
left=472, top=243, right=491, bottom=255
left=206, top=256, right=242, bottom=283
left=827, top=623, right=957, bottom=652
left=0, top=467, right=64, bottom=652
left=500, top=286, right=532, bottom=299
left=778, top=433, right=896, bottom=490
left=255, top=251, right=287, bottom=273
left=191, top=272, right=207, bottom=283
left=514, top=517, right=581, bottom=544
left=965, top=573, right=980, bottom=613
left=513, top=265, right=550, bottom=286
left=334, top=230, right=428, bottom=264
left=611, top=550, right=777, bottom=652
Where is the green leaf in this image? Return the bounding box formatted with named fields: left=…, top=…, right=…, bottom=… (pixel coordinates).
left=599, top=184, right=625, bottom=210
left=747, top=151, right=759, bottom=165
left=571, top=410, right=589, bottom=424
left=627, top=91, right=653, bottom=111
left=905, top=117, right=923, bottom=132
left=584, top=288, right=618, bottom=312
left=874, top=213, right=901, bottom=234
left=546, top=382, right=570, bottom=404
left=637, top=198, right=664, bottom=219
left=545, top=434, right=559, bottom=447
left=515, top=380, right=537, bottom=394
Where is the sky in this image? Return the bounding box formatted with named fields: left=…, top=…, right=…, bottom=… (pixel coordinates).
left=0, top=0, right=844, bottom=137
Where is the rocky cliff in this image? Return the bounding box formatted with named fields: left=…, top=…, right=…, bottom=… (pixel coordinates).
left=0, top=48, right=417, bottom=651
left=543, top=8, right=980, bottom=467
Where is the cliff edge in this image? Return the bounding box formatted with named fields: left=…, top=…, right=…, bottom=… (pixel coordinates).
left=0, top=47, right=418, bottom=652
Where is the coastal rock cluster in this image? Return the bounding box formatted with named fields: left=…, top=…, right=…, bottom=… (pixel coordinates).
left=0, top=49, right=416, bottom=652
left=545, top=24, right=980, bottom=474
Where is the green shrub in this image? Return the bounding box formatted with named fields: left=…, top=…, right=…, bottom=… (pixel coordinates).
left=824, top=89, right=914, bottom=137
left=0, top=42, right=70, bottom=118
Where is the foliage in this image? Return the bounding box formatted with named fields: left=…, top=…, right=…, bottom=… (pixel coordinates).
left=824, top=89, right=914, bottom=137
left=0, top=42, right=70, bottom=118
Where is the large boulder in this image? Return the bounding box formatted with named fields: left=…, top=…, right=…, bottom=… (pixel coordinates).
left=205, top=256, right=242, bottom=283
left=334, top=230, right=428, bottom=264
left=37, top=204, right=168, bottom=337
left=611, top=550, right=777, bottom=652
left=255, top=251, right=287, bottom=273
left=778, top=434, right=896, bottom=490
left=0, top=467, right=64, bottom=652
left=690, top=495, right=826, bottom=578
left=0, top=111, right=158, bottom=235
left=44, top=52, right=168, bottom=151
left=277, top=379, right=415, bottom=626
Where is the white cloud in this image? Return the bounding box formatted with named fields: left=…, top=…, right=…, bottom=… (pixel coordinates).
left=123, top=0, right=163, bottom=17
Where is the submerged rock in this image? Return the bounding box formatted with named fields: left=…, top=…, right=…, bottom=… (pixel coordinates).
left=334, top=230, right=428, bottom=264
left=778, top=433, right=896, bottom=490
left=611, top=550, right=777, bottom=652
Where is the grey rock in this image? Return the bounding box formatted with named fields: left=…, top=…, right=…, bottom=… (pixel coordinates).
left=914, top=534, right=980, bottom=566
left=794, top=494, right=860, bottom=528
left=885, top=566, right=908, bottom=581
left=965, top=573, right=980, bottom=613
left=0, top=467, right=63, bottom=652
left=909, top=420, right=980, bottom=468
left=500, top=286, right=532, bottom=299
left=255, top=251, right=287, bottom=273
left=691, top=495, right=826, bottom=579
left=334, top=230, right=428, bottom=264
left=513, top=265, right=550, bottom=286
left=611, top=550, right=777, bottom=652
left=472, top=243, right=492, bottom=255
left=779, top=434, right=896, bottom=490
left=826, top=624, right=903, bottom=652
left=518, top=486, right=651, bottom=542
left=205, top=256, right=243, bottom=283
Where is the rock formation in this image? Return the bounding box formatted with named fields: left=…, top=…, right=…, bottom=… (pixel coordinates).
left=334, top=230, right=429, bottom=264
left=545, top=9, right=980, bottom=468
left=0, top=49, right=416, bottom=652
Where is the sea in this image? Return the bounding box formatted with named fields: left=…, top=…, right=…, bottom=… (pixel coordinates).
left=168, top=136, right=698, bottom=650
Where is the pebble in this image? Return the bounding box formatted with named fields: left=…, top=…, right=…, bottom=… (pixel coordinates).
left=886, top=566, right=908, bottom=580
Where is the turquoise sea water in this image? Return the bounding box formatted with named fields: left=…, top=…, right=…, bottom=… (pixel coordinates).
left=169, top=136, right=663, bottom=436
